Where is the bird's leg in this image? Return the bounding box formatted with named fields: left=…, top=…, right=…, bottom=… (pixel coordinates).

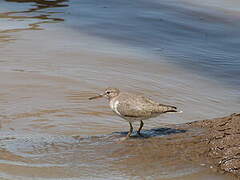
left=126, top=122, right=133, bottom=138
left=137, top=120, right=144, bottom=137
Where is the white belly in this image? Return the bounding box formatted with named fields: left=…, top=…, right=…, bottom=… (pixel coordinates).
left=109, top=100, right=121, bottom=116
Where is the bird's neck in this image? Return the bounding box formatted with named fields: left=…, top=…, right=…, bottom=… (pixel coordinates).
left=108, top=95, right=119, bottom=102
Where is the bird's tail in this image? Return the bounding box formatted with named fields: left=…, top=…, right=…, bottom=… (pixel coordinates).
left=158, top=104, right=178, bottom=113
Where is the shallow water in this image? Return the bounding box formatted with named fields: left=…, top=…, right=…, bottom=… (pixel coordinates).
left=0, top=128, right=234, bottom=180
left=0, top=0, right=240, bottom=179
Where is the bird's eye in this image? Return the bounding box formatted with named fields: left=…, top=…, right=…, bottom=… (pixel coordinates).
left=106, top=91, right=110, bottom=94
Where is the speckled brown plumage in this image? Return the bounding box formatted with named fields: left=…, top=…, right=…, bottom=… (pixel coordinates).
left=89, top=87, right=178, bottom=138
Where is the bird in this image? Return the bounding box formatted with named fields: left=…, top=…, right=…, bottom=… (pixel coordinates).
left=89, top=87, right=179, bottom=138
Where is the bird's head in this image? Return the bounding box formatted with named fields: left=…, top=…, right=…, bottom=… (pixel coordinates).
left=89, top=87, right=120, bottom=100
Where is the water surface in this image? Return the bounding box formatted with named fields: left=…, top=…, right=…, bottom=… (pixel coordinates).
left=0, top=0, right=239, bottom=179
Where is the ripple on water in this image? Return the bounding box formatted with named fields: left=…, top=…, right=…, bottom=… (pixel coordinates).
left=0, top=127, right=209, bottom=179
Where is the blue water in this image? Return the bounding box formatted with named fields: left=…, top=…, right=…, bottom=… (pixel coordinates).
left=62, top=0, right=240, bottom=87
left=1, top=0, right=240, bottom=88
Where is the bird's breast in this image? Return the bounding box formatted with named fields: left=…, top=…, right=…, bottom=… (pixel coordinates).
left=109, top=99, right=121, bottom=116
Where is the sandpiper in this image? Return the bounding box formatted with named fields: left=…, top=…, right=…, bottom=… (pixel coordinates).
left=89, top=87, right=178, bottom=138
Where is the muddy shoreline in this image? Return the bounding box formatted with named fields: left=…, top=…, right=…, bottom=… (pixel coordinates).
left=180, top=113, right=240, bottom=177
left=0, top=107, right=239, bottom=179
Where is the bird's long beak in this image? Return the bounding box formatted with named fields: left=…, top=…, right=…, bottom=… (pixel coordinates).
left=88, top=94, right=103, bottom=100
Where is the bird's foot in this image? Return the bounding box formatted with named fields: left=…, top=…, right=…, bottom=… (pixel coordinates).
left=137, top=131, right=144, bottom=137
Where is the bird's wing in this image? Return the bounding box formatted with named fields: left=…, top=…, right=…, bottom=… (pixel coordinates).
left=116, top=102, right=151, bottom=117
left=116, top=94, right=177, bottom=116
left=116, top=96, right=155, bottom=117
left=146, top=98, right=177, bottom=113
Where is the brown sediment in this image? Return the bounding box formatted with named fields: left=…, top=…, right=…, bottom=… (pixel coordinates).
left=112, top=113, right=240, bottom=178
left=186, top=113, right=240, bottom=177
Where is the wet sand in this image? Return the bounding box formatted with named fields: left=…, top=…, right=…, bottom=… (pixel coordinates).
left=188, top=113, right=240, bottom=177
left=0, top=110, right=239, bottom=180
left=0, top=0, right=240, bottom=179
